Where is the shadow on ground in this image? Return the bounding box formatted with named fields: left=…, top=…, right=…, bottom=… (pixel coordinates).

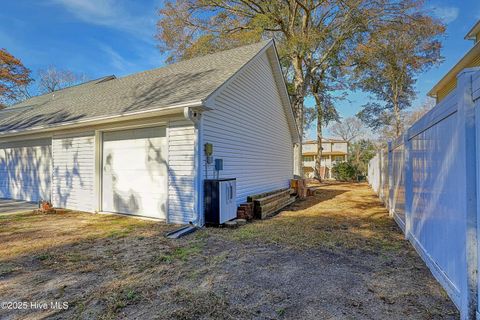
left=0, top=182, right=458, bottom=319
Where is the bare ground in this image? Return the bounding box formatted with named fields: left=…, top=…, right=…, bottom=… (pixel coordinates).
left=0, top=182, right=458, bottom=319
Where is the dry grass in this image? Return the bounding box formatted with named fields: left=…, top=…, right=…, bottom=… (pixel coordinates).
left=221, top=182, right=403, bottom=252
left=0, top=212, right=159, bottom=262
left=0, top=182, right=459, bottom=319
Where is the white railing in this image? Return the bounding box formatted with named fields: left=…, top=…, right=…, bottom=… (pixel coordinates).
left=368, top=67, right=480, bottom=320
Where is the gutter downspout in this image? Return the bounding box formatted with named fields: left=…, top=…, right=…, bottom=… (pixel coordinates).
left=184, top=106, right=204, bottom=227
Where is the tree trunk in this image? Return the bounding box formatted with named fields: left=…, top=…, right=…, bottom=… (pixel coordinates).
left=292, top=98, right=304, bottom=178
left=313, top=93, right=323, bottom=181
left=392, top=88, right=402, bottom=137
left=393, top=101, right=401, bottom=137
left=292, top=56, right=305, bottom=178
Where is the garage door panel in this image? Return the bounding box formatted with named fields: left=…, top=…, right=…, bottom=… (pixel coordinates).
left=102, top=127, right=168, bottom=219
left=0, top=138, right=52, bottom=202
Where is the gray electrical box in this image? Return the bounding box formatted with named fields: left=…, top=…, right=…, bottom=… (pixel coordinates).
left=204, top=178, right=237, bottom=225
left=215, top=158, right=223, bottom=171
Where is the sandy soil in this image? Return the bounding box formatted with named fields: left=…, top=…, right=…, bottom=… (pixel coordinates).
left=0, top=182, right=458, bottom=319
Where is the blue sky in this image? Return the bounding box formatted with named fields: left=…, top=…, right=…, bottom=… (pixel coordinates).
left=1, top=0, right=480, bottom=138
left=0, top=0, right=164, bottom=79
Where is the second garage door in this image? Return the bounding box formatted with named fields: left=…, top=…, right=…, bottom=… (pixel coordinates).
left=102, top=127, right=168, bottom=219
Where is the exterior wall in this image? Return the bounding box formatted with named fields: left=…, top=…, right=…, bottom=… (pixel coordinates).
left=52, top=133, right=95, bottom=212
left=0, top=114, right=196, bottom=224
left=202, top=51, right=294, bottom=204
left=437, top=78, right=458, bottom=103
left=332, top=142, right=348, bottom=153
left=321, top=143, right=331, bottom=152
left=303, top=144, right=316, bottom=153
left=436, top=54, right=480, bottom=103
left=167, top=119, right=196, bottom=224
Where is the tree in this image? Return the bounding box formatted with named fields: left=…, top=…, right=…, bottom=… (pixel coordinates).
left=330, top=116, right=365, bottom=142
left=348, top=139, right=377, bottom=175
left=38, top=66, right=86, bottom=93
left=156, top=0, right=415, bottom=176
left=373, top=98, right=434, bottom=140
left=353, top=8, right=444, bottom=137
left=309, top=63, right=347, bottom=180
left=404, top=98, right=434, bottom=127
left=0, top=49, right=33, bottom=105
left=332, top=161, right=359, bottom=181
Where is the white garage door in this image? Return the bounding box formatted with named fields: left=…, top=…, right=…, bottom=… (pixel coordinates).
left=102, top=127, right=168, bottom=219
left=0, top=138, right=52, bottom=202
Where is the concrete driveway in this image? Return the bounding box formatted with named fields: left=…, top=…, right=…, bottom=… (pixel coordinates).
left=0, top=199, right=37, bottom=215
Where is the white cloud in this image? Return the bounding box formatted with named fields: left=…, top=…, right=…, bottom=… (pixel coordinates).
left=431, top=5, right=459, bottom=24
left=49, top=0, right=155, bottom=42
left=98, top=43, right=134, bottom=72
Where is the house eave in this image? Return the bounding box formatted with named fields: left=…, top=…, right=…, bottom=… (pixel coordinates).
left=0, top=100, right=207, bottom=139
left=428, top=41, right=480, bottom=97
left=465, top=20, right=480, bottom=40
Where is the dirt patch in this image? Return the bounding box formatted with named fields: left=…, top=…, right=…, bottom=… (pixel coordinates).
left=0, top=183, right=458, bottom=319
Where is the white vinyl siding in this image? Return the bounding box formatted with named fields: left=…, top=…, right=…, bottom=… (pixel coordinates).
left=0, top=138, right=52, bottom=202
left=168, top=119, right=196, bottom=224
left=52, top=133, right=95, bottom=212
left=202, top=51, right=294, bottom=204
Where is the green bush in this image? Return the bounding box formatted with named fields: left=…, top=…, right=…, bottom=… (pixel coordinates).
left=332, top=161, right=359, bottom=181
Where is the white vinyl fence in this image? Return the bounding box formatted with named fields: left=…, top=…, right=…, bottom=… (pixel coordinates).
left=368, top=67, right=480, bottom=320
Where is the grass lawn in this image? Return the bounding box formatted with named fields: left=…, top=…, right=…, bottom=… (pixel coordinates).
left=0, top=182, right=458, bottom=319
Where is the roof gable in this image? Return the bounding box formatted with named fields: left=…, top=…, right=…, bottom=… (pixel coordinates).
left=204, top=40, right=300, bottom=144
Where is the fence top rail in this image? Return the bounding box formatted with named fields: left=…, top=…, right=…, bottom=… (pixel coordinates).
left=407, top=89, right=458, bottom=141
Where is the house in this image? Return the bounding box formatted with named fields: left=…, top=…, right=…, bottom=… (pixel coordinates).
left=302, top=139, right=348, bottom=179
left=0, top=40, right=300, bottom=226
left=428, top=20, right=480, bottom=103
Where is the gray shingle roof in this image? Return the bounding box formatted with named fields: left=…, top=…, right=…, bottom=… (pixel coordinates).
left=0, top=40, right=271, bottom=134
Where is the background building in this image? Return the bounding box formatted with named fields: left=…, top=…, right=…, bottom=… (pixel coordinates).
left=302, top=139, right=348, bottom=179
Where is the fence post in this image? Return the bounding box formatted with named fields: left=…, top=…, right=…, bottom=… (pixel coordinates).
left=457, top=68, right=478, bottom=319
left=403, top=133, right=412, bottom=240
left=378, top=150, right=382, bottom=198
left=387, top=142, right=393, bottom=215
left=475, top=71, right=480, bottom=320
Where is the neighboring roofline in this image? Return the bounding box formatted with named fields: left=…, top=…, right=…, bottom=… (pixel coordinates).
left=428, top=41, right=480, bottom=97
left=10, top=75, right=117, bottom=109
left=303, top=152, right=348, bottom=156
left=465, top=20, right=480, bottom=40
left=303, top=139, right=348, bottom=144
left=0, top=100, right=206, bottom=139
left=203, top=39, right=301, bottom=144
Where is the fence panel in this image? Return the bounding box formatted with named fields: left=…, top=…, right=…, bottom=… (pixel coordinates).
left=368, top=68, right=480, bottom=319
left=475, top=70, right=480, bottom=320
left=389, top=136, right=405, bottom=230
left=368, top=152, right=381, bottom=194
left=381, top=149, right=389, bottom=205
left=408, top=98, right=464, bottom=307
